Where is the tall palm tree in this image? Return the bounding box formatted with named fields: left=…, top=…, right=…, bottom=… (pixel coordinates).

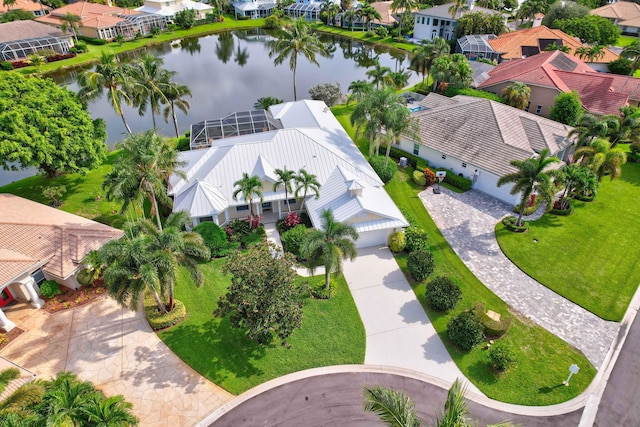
left=569, top=113, right=608, bottom=148
left=360, top=4, right=382, bottom=31
left=41, top=372, right=99, bottom=426
left=60, top=13, right=81, bottom=42
left=602, top=107, right=640, bottom=147
left=363, top=386, right=422, bottom=427
left=103, top=130, right=185, bottom=231
left=274, top=167, right=296, bottom=213
left=130, top=54, right=173, bottom=130
left=351, top=87, right=398, bottom=157
left=321, top=0, right=340, bottom=25
left=83, top=395, right=139, bottom=427
left=497, top=148, right=560, bottom=226
left=391, top=0, right=419, bottom=38
left=347, top=79, right=373, bottom=105
left=411, top=38, right=450, bottom=89
left=367, top=62, right=392, bottom=89
left=254, top=96, right=283, bottom=110
left=448, top=0, right=465, bottom=19
left=431, top=53, right=473, bottom=91
left=269, top=19, right=328, bottom=101
left=621, top=39, right=640, bottom=75
left=162, top=80, right=192, bottom=138
left=389, top=68, right=411, bottom=90
left=78, top=52, right=133, bottom=135
left=134, top=212, right=210, bottom=312
left=382, top=97, right=413, bottom=165
left=232, top=173, right=264, bottom=224
left=500, top=81, right=531, bottom=110
left=294, top=168, right=321, bottom=213
left=555, top=163, right=584, bottom=210
left=301, top=209, right=358, bottom=290
left=574, top=138, right=627, bottom=181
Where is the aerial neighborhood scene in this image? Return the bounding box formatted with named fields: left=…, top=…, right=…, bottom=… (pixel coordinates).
left=1, top=0, right=640, bottom=424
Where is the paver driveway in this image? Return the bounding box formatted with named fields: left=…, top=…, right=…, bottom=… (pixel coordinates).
left=419, top=188, right=618, bottom=368
left=1, top=297, right=233, bottom=427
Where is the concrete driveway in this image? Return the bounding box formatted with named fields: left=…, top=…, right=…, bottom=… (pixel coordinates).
left=341, top=246, right=480, bottom=394
left=1, top=297, right=233, bottom=427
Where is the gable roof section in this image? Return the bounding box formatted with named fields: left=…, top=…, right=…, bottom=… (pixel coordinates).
left=0, top=194, right=123, bottom=285
left=252, top=154, right=278, bottom=183
left=408, top=93, right=573, bottom=177
left=487, top=26, right=618, bottom=63
left=173, top=180, right=228, bottom=217
left=0, top=0, right=50, bottom=14
left=591, top=1, right=640, bottom=26
left=36, top=1, right=141, bottom=29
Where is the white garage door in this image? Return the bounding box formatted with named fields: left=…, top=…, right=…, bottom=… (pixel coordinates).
left=356, top=229, right=391, bottom=249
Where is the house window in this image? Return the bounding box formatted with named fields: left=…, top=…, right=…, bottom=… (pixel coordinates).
left=525, top=101, right=531, bottom=112
left=441, top=154, right=447, bottom=159
left=421, top=17, right=425, bottom=24
left=426, top=17, right=430, bottom=25
left=433, top=19, right=438, bottom=26
left=285, top=198, right=297, bottom=205
left=535, top=105, right=543, bottom=114
left=462, top=162, right=467, bottom=168
left=236, top=205, right=249, bottom=212
left=413, top=143, right=420, bottom=155
left=198, top=216, right=214, bottom=223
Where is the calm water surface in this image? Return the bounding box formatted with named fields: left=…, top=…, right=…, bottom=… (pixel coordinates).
left=1, top=30, right=417, bottom=185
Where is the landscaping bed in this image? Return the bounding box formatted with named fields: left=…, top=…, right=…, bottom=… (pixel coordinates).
left=42, top=280, right=107, bottom=314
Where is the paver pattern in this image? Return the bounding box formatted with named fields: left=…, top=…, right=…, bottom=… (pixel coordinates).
left=1, top=298, right=233, bottom=426
left=419, top=188, right=618, bottom=368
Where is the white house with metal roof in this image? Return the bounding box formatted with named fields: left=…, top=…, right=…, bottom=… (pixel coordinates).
left=169, top=99, right=408, bottom=248
left=413, top=1, right=504, bottom=41
left=398, top=93, right=575, bottom=205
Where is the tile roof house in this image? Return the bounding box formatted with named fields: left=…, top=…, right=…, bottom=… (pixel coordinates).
left=0, top=194, right=123, bottom=331
left=397, top=93, right=575, bottom=205
left=0, top=20, right=73, bottom=61
left=591, top=1, right=640, bottom=36
left=478, top=50, right=640, bottom=117
left=0, top=0, right=50, bottom=16
left=487, top=26, right=619, bottom=72
left=36, top=1, right=167, bottom=41
left=169, top=100, right=408, bottom=249
left=413, top=1, right=504, bottom=41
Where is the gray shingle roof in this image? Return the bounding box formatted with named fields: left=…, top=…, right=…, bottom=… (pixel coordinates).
left=0, top=20, right=64, bottom=44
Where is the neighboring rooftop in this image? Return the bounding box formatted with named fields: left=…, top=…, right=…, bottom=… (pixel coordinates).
left=0, top=20, right=65, bottom=44
left=414, top=2, right=502, bottom=19
left=0, top=0, right=50, bottom=15
left=36, top=1, right=141, bottom=29
left=591, top=1, right=640, bottom=29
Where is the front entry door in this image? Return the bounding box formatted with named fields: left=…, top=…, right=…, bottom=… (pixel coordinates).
left=0, top=288, right=15, bottom=308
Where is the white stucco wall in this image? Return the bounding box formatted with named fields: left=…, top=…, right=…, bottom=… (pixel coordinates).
left=413, top=14, right=456, bottom=41
left=43, top=270, right=81, bottom=291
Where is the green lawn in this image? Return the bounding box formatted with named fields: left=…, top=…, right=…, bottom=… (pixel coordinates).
left=159, top=262, right=365, bottom=395
left=496, top=161, right=640, bottom=321
left=614, top=35, right=638, bottom=47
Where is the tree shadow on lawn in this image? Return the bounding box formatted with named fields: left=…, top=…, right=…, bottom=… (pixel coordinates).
left=527, top=213, right=563, bottom=229
left=160, top=317, right=267, bottom=386
left=466, top=358, right=499, bottom=387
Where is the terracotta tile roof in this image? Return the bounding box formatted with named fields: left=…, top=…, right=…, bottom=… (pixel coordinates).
left=591, top=1, right=640, bottom=23
left=370, top=1, right=399, bottom=26
left=36, top=1, right=140, bottom=29
left=410, top=93, right=573, bottom=177
left=487, top=26, right=618, bottom=63
left=0, top=0, right=51, bottom=14
left=0, top=194, right=123, bottom=285
left=0, top=20, right=65, bottom=43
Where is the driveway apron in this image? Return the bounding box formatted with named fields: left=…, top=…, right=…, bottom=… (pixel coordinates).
left=419, top=188, right=618, bottom=369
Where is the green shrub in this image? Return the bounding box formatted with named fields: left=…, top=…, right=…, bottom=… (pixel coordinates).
left=443, top=86, right=504, bottom=103
left=0, top=368, right=20, bottom=393
left=145, top=297, right=186, bottom=330
left=375, top=26, right=388, bottom=37
left=1, top=61, right=14, bottom=71
left=241, top=226, right=265, bottom=248
left=365, top=30, right=375, bottom=37
left=514, top=194, right=542, bottom=216
left=176, top=135, right=190, bottom=151
left=550, top=200, right=574, bottom=216
left=412, top=170, right=426, bottom=186
left=72, top=41, right=88, bottom=53
left=435, top=168, right=472, bottom=191
left=426, top=276, right=461, bottom=311
left=472, top=302, right=512, bottom=338
left=40, top=280, right=61, bottom=299
left=78, top=35, right=107, bottom=45
left=264, top=15, right=281, bottom=29
left=281, top=224, right=309, bottom=258
left=193, top=222, right=229, bottom=257
left=404, top=225, right=429, bottom=253
left=502, top=215, right=529, bottom=232
left=370, top=155, right=398, bottom=183
left=399, top=206, right=417, bottom=226
left=407, top=249, right=435, bottom=282
left=76, top=269, right=93, bottom=286
left=238, top=15, right=250, bottom=20
left=226, top=218, right=251, bottom=241
left=310, top=279, right=336, bottom=299
left=448, top=311, right=485, bottom=350
left=388, top=231, right=406, bottom=253
left=489, top=342, right=517, bottom=372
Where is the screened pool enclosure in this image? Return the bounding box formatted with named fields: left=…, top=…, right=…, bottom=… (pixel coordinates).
left=455, top=34, right=501, bottom=62
left=190, top=110, right=283, bottom=150
left=0, top=35, right=72, bottom=61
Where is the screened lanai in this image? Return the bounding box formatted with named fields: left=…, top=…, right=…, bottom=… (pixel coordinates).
left=284, top=3, right=322, bottom=20
left=455, top=34, right=501, bottom=62
left=116, top=13, right=168, bottom=40
left=190, top=110, right=283, bottom=150
left=0, top=35, right=72, bottom=61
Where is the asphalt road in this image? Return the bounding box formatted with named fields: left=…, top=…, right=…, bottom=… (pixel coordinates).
left=211, top=372, right=581, bottom=426
left=594, top=313, right=640, bottom=427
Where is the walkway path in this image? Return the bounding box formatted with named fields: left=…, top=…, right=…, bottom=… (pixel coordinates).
left=1, top=298, right=233, bottom=427
left=341, top=246, right=481, bottom=394
left=419, top=188, right=618, bottom=368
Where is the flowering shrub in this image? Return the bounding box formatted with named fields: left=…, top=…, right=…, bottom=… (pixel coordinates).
left=526, top=194, right=536, bottom=207
left=247, top=215, right=262, bottom=229
left=424, top=168, right=437, bottom=187
left=282, top=212, right=301, bottom=230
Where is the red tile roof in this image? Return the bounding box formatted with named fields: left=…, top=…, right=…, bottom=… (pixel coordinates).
left=36, top=1, right=140, bottom=30
left=0, top=0, right=50, bottom=14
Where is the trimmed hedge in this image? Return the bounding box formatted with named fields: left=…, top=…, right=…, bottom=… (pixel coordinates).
left=550, top=200, right=574, bottom=216
left=388, top=146, right=427, bottom=169
left=78, top=35, right=107, bottom=45
left=407, top=249, right=435, bottom=282
left=281, top=224, right=309, bottom=259
left=472, top=302, right=512, bottom=338
left=145, top=297, right=186, bottom=330
left=426, top=276, right=462, bottom=312
left=502, top=215, right=529, bottom=232
left=412, top=170, right=426, bottom=186
left=370, top=155, right=398, bottom=183
left=193, top=222, right=229, bottom=258
left=447, top=311, right=485, bottom=351
left=404, top=225, right=429, bottom=253
left=40, top=280, right=61, bottom=299
left=310, top=279, right=337, bottom=299
left=435, top=168, right=472, bottom=191
left=514, top=194, right=543, bottom=216
left=388, top=231, right=406, bottom=253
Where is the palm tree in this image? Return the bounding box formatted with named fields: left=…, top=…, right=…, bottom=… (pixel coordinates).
left=60, top=13, right=81, bottom=43
left=162, top=80, right=192, bottom=138
left=501, top=81, right=531, bottom=110
left=389, top=68, right=411, bottom=90
left=41, top=372, right=99, bottom=426
left=269, top=19, right=328, bottom=101
left=363, top=386, right=422, bottom=427
left=497, top=148, right=560, bottom=226
left=103, top=130, right=185, bottom=231
left=130, top=54, right=173, bottom=130
left=621, top=40, right=640, bottom=75
left=569, top=113, right=608, bottom=148
left=360, top=4, right=382, bottom=31
left=433, top=379, right=470, bottom=427
left=448, top=0, right=465, bottom=19
left=556, top=164, right=584, bottom=210
left=134, top=212, right=209, bottom=312
left=575, top=45, right=605, bottom=63
left=301, top=209, right=358, bottom=290
left=367, top=63, right=392, bottom=89
left=411, top=38, right=450, bottom=89
left=347, top=79, right=373, bottom=105
left=574, top=138, right=627, bottom=181
left=321, top=0, right=340, bottom=25
left=232, top=173, right=264, bottom=224
left=602, top=107, right=640, bottom=147
left=274, top=167, right=296, bottom=213
left=391, top=0, right=419, bottom=37
left=382, top=94, right=413, bottom=165
left=543, top=42, right=570, bottom=53
left=254, top=96, right=283, bottom=110
left=27, top=52, right=45, bottom=73
left=78, top=52, right=134, bottom=135
left=3, top=0, right=16, bottom=11
left=294, top=168, right=321, bottom=213
left=83, top=395, right=139, bottom=427
left=351, top=87, right=398, bottom=157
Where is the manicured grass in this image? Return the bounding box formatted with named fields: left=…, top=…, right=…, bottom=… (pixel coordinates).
left=615, top=35, right=638, bottom=47
left=314, top=23, right=417, bottom=52
left=0, top=152, right=127, bottom=228
left=159, top=262, right=365, bottom=394
left=386, top=169, right=595, bottom=405
left=496, top=161, right=640, bottom=322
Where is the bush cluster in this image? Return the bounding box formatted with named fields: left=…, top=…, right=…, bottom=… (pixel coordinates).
left=447, top=311, right=484, bottom=350
left=388, top=146, right=426, bottom=169
left=310, top=279, right=336, bottom=299
left=514, top=194, right=542, bottom=216
left=281, top=224, right=309, bottom=259
left=78, top=36, right=107, bottom=45
left=412, top=170, right=426, bottom=186
left=0, top=61, right=13, bottom=71
left=407, top=249, right=435, bottom=282
left=424, top=168, right=436, bottom=187
left=388, top=231, right=406, bottom=253
left=550, top=199, right=573, bottom=216
left=404, top=225, right=429, bottom=253
left=76, top=268, right=94, bottom=286
left=369, top=155, right=398, bottom=183
left=489, top=342, right=517, bottom=372
left=502, top=215, right=529, bottom=232
left=145, top=298, right=186, bottom=330
left=193, top=222, right=229, bottom=258
left=435, top=168, right=472, bottom=191
left=40, top=280, right=61, bottom=299
left=426, top=276, right=461, bottom=311
left=375, top=26, right=388, bottom=37
left=281, top=211, right=302, bottom=230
